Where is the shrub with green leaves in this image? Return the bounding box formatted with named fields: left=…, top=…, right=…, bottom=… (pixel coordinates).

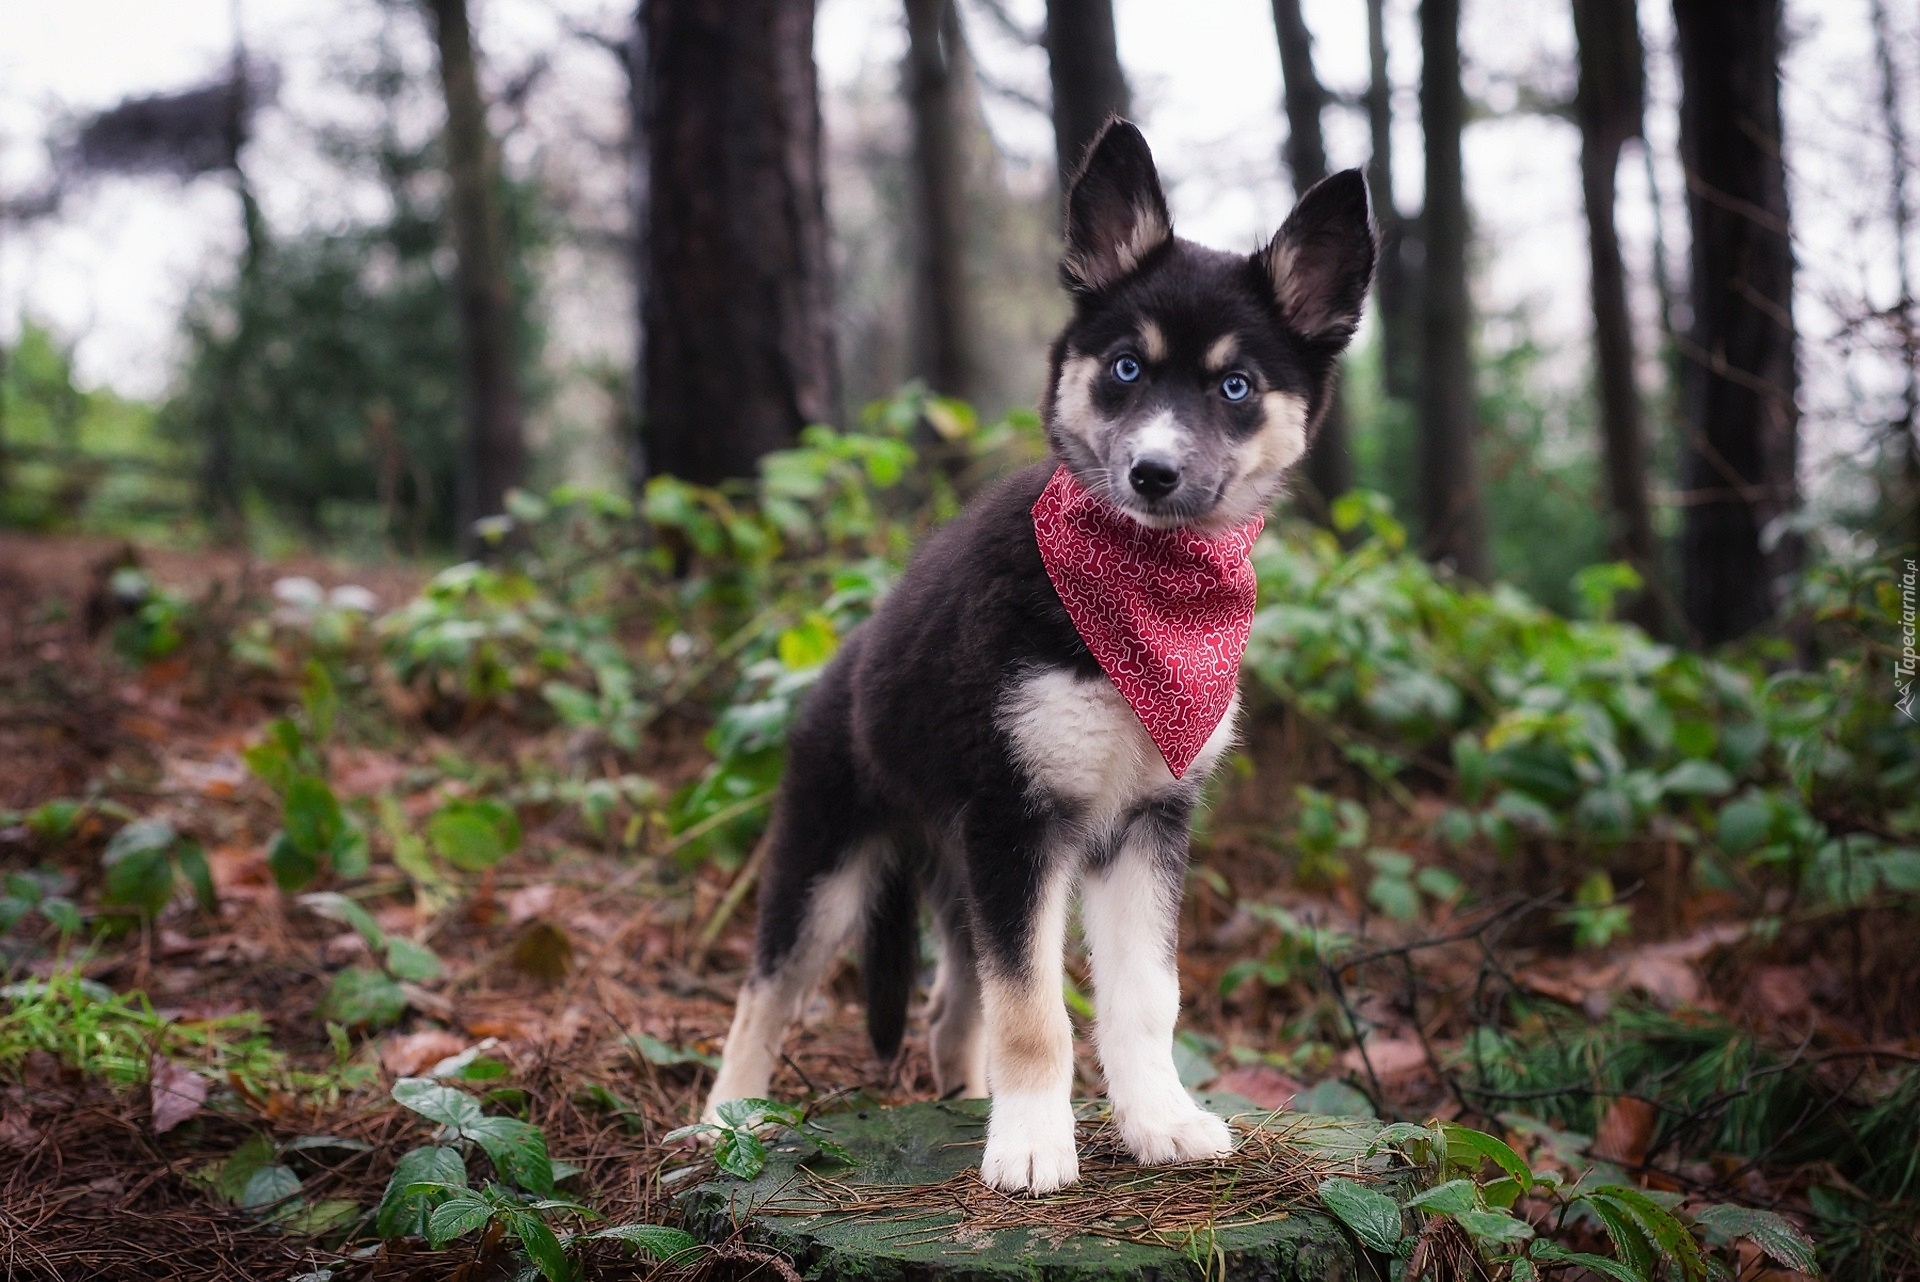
left=299, top=891, right=441, bottom=1031
left=243, top=665, right=368, bottom=892
left=663, top=1097, right=853, bottom=1180
left=99, top=818, right=215, bottom=925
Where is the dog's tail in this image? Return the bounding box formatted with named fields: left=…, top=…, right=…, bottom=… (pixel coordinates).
left=861, top=843, right=921, bottom=1061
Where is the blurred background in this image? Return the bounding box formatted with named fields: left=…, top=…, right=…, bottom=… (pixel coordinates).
left=1, top=0, right=1912, bottom=638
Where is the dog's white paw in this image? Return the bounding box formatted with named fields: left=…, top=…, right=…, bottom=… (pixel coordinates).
left=1116, top=1094, right=1234, bottom=1166
left=980, top=1091, right=1079, bottom=1194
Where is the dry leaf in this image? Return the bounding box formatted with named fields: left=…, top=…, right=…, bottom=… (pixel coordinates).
left=1339, top=1036, right=1429, bottom=1083
left=0, top=1109, right=41, bottom=1152
left=511, top=920, right=573, bottom=983
left=1212, top=1064, right=1301, bottom=1110
left=381, top=1029, right=470, bottom=1078
left=148, top=1055, right=208, bottom=1134
left=1590, top=1095, right=1656, bottom=1166
left=505, top=883, right=556, bottom=926
left=1751, top=966, right=1811, bottom=1020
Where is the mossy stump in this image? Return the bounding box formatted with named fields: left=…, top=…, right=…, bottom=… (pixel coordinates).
left=678, top=1095, right=1384, bottom=1282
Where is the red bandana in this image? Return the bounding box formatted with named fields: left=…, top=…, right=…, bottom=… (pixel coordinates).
left=1031, top=465, right=1263, bottom=778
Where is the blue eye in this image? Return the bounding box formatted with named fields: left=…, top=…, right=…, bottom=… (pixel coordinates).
left=1112, top=355, right=1142, bottom=383
left=1221, top=373, right=1251, bottom=401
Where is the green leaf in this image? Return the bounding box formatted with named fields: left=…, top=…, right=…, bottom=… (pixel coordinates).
left=174, top=840, right=217, bottom=913
left=319, top=966, right=406, bottom=1029
left=506, top=1209, right=573, bottom=1282
left=375, top=1145, right=467, bottom=1239
left=1292, top=1079, right=1376, bottom=1117
left=714, top=1129, right=768, bottom=1180
left=590, top=1224, right=699, bottom=1261
left=383, top=937, right=443, bottom=983
left=426, top=1192, right=495, bottom=1247
left=428, top=799, right=522, bottom=872
left=624, top=1032, right=721, bottom=1070
left=1406, top=1179, right=1478, bottom=1217
left=40, top=898, right=81, bottom=935
left=1690, top=1204, right=1816, bottom=1273
left=776, top=612, right=838, bottom=670
left=1317, top=1176, right=1403, bottom=1253
left=284, top=775, right=344, bottom=857
left=216, top=1134, right=281, bottom=1204
left=102, top=819, right=179, bottom=917
left=1660, top=760, right=1735, bottom=797
left=241, top=1163, right=302, bottom=1214
left=1716, top=795, right=1773, bottom=856
left=1580, top=1191, right=1656, bottom=1276
left=393, top=1078, right=488, bottom=1131
left=266, top=832, right=319, bottom=892
left=1438, top=1122, right=1533, bottom=1189
left=1529, top=1242, right=1643, bottom=1282
left=467, top=1116, right=554, bottom=1195
left=1587, top=1185, right=1705, bottom=1281
left=1455, top=1209, right=1534, bottom=1244
left=300, top=891, right=385, bottom=952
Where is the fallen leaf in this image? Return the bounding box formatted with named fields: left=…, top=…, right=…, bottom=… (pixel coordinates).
left=332, top=750, right=411, bottom=797
left=1212, top=1064, right=1301, bottom=1110
left=464, top=1017, right=532, bottom=1040
left=511, top=920, right=573, bottom=983
left=506, top=883, right=556, bottom=926
left=1622, top=953, right=1704, bottom=1007
left=1590, top=1095, right=1655, bottom=1166
left=149, top=1055, right=209, bottom=1134
left=0, top=1109, right=41, bottom=1152
left=1338, top=1037, right=1429, bottom=1083
left=381, top=1029, right=470, bottom=1078
left=1751, top=966, right=1811, bottom=1020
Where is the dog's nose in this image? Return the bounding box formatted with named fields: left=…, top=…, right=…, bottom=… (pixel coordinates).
left=1128, top=455, right=1182, bottom=500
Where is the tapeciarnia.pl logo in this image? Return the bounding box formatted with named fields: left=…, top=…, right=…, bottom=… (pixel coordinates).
left=1899, top=557, right=1917, bottom=723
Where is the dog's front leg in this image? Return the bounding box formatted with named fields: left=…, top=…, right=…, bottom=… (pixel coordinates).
left=973, top=840, right=1079, bottom=1194
left=1082, top=804, right=1233, bottom=1165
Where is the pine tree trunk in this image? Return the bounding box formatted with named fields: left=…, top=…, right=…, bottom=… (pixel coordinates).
left=1870, top=0, right=1920, bottom=550
left=1270, top=0, right=1351, bottom=515
left=1045, top=0, right=1130, bottom=188
left=1672, top=0, right=1799, bottom=645
left=428, top=0, right=527, bottom=545
left=904, top=0, right=976, bottom=401
left=641, top=0, right=838, bottom=485
left=1574, top=0, right=1660, bottom=631
left=626, top=2, right=651, bottom=490
left=1417, top=0, right=1487, bottom=579
left=1366, top=0, right=1418, bottom=402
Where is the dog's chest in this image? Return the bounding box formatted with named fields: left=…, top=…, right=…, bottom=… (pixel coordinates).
left=996, top=667, right=1239, bottom=825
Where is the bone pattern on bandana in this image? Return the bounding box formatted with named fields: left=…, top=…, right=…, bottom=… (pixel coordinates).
left=1031, top=465, right=1263, bottom=778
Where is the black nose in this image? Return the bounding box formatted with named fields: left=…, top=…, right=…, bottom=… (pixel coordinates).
left=1129, top=456, right=1182, bottom=500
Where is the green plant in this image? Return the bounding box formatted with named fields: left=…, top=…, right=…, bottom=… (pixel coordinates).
left=1316, top=1118, right=1815, bottom=1280
left=106, top=567, right=193, bottom=664
left=1219, top=902, right=1354, bottom=999
left=425, top=797, right=523, bottom=874
left=243, top=665, right=367, bottom=891
left=201, top=1132, right=369, bottom=1234
left=99, top=818, right=215, bottom=924
left=0, top=870, right=81, bottom=937
left=663, top=1097, right=853, bottom=1181
left=376, top=1077, right=692, bottom=1281
left=299, top=891, right=441, bottom=1031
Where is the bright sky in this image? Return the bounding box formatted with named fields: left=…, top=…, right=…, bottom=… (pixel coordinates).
left=0, top=0, right=1910, bottom=510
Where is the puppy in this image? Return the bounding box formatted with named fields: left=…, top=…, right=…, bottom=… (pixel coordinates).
left=703, top=120, right=1374, bottom=1194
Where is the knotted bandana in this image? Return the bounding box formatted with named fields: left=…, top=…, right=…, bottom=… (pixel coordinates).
left=1031, top=465, right=1263, bottom=778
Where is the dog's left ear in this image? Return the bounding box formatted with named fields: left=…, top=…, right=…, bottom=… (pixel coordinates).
left=1259, top=169, right=1376, bottom=344
left=1062, top=119, right=1173, bottom=294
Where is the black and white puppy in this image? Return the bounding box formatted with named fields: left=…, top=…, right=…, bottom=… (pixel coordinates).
left=704, top=121, right=1374, bottom=1194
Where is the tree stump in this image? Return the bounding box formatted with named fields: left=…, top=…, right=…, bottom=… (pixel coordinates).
left=679, top=1096, right=1384, bottom=1282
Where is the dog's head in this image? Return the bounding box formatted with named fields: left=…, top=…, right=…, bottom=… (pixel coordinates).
left=1040, top=120, right=1375, bottom=533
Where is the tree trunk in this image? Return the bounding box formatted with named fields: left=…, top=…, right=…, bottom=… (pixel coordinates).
left=904, top=0, right=977, bottom=402
left=427, top=0, right=528, bottom=545
left=1672, top=0, right=1798, bottom=645
left=1417, top=0, right=1487, bottom=579
left=1045, top=0, right=1130, bottom=189
left=626, top=2, right=651, bottom=491
left=1573, top=0, right=1660, bottom=631
left=1871, top=0, right=1919, bottom=549
left=1366, top=0, right=1418, bottom=401
left=642, top=0, right=838, bottom=485
left=1270, top=0, right=1351, bottom=515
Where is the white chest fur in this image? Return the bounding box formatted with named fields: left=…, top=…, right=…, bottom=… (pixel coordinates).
left=996, top=667, right=1240, bottom=829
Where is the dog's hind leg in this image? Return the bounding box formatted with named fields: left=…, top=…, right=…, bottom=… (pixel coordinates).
left=925, top=866, right=986, bottom=1100
left=703, top=833, right=876, bottom=1120
left=1081, top=800, right=1232, bottom=1165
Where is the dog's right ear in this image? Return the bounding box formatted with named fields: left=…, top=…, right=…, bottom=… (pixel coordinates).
left=1061, top=119, right=1173, bottom=294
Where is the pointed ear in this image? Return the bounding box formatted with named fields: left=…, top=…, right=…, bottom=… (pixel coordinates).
left=1061, top=119, right=1173, bottom=293
left=1259, top=169, right=1375, bottom=344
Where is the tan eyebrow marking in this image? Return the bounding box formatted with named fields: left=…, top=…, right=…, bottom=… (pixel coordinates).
left=1205, top=334, right=1240, bottom=371
left=1138, top=320, right=1169, bottom=363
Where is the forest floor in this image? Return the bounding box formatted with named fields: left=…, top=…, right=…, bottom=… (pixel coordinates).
left=0, top=531, right=1907, bottom=1281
